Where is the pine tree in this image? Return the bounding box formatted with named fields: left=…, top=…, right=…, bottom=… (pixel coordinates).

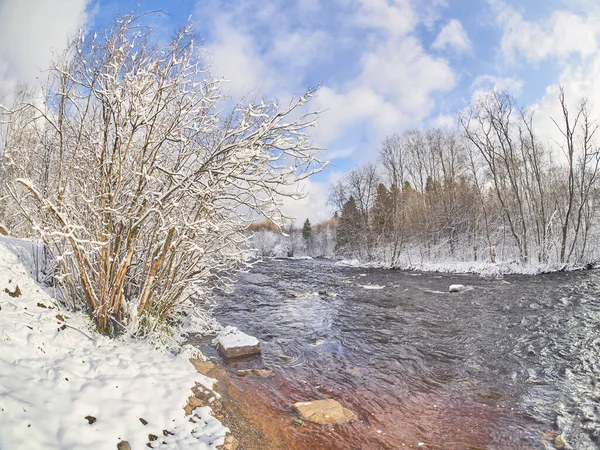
left=302, top=218, right=312, bottom=241
left=335, top=196, right=361, bottom=254
left=371, top=183, right=391, bottom=237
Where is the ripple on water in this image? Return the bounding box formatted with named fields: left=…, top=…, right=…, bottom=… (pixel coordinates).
left=204, top=260, right=600, bottom=449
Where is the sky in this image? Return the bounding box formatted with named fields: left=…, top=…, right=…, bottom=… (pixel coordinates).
left=1, top=0, right=599, bottom=224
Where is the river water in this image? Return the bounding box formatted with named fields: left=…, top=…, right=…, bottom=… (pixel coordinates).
left=206, top=259, right=600, bottom=449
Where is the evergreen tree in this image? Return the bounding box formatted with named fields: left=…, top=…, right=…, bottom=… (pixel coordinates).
left=302, top=218, right=312, bottom=241
left=371, top=183, right=392, bottom=237
left=335, top=196, right=361, bottom=254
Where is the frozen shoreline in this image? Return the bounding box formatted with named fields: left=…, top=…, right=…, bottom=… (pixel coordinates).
left=0, top=237, right=229, bottom=449
left=334, top=257, right=593, bottom=276
left=254, top=254, right=594, bottom=276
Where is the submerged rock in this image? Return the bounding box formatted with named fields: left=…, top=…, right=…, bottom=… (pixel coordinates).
left=215, top=327, right=261, bottom=359
left=449, top=284, right=466, bottom=293
left=236, top=368, right=273, bottom=377
left=292, top=399, right=356, bottom=425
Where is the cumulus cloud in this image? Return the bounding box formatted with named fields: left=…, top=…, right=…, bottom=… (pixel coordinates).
left=530, top=56, right=600, bottom=158
left=472, top=75, right=524, bottom=96
left=192, top=0, right=457, bottom=221
left=354, top=0, right=417, bottom=36
left=0, top=0, right=91, bottom=95
left=432, top=19, right=472, bottom=53
left=491, top=0, right=598, bottom=63
left=313, top=34, right=455, bottom=151
left=487, top=1, right=600, bottom=154
left=278, top=178, right=332, bottom=225
left=204, top=18, right=274, bottom=99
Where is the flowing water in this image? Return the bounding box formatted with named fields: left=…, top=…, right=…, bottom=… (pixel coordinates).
left=204, top=259, right=600, bottom=449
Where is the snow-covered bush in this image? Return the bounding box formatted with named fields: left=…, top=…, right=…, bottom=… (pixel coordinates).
left=7, top=14, right=324, bottom=335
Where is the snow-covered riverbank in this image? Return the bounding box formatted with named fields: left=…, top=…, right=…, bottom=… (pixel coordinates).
left=335, top=257, right=591, bottom=276
left=0, top=237, right=229, bottom=449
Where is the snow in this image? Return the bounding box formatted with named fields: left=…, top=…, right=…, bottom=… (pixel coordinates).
left=213, top=326, right=259, bottom=350
left=335, top=259, right=361, bottom=267
left=448, top=284, right=466, bottom=292
left=0, top=239, right=229, bottom=450
left=335, top=256, right=581, bottom=276
left=360, top=284, right=385, bottom=290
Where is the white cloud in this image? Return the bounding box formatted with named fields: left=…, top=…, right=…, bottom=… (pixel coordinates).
left=530, top=55, right=600, bottom=159
left=278, top=178, right=332, bottom=225
left=486, top=1, right=600, bottom=158
left=0, top=0, right=91, bottom=94
left=194, top=0, right=457, bottom=165
left=472, top=74, right=524, bottom=96
left=492, top=1, right=599, bottom=63
left=269, top=29, right=329, bottom=71
left=204, top=17, right=274, bottom=99
left=354, top=0, right=417, bottom=36
left=313, top=34, right=455, bottom=152
left=359, top=36, right=455, bottom=110
left=432, top=19, right=472, bottom=53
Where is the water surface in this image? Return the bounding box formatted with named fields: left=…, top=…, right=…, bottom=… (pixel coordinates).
left=206, top=259, right=600, bottom=449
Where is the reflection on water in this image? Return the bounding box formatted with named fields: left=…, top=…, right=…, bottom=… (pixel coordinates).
left=205, top=259, right=600, bottom=449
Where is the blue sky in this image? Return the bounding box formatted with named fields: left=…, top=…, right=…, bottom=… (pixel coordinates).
left=1, top=0, right=599, bottom=223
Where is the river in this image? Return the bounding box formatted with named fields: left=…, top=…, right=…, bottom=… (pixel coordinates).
left=202, top=259, right=600, bottom=449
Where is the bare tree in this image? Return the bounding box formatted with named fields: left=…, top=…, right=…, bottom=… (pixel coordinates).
left=552, top=87, right=600, bottom=263
left=8, top=14, right=325, bottom=335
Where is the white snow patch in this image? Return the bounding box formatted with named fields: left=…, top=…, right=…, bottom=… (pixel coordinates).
left=0, top=239, right=228, bottom=450
left=359, top=284, right=385, bottom=290
left=213, top=326, right=259, bottom=350
left=335, top=259, right=361, bottom=267
left=336, top=256, right=579, bottom=276
left=449, top=284, right=466, bottom=293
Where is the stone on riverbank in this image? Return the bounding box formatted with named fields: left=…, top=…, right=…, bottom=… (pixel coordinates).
left=292, top=399, right=356, bottom=425
left=449, top=284, right=466, bottom=293
left=217, top=434, right=239, bottom=450
left=215, top=327, right=261, bottom=359
left=116, top=441, right=131, bottom=450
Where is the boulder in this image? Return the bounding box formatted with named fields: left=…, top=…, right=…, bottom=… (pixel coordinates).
left=215, top=327, right=261, bottom=359
left=448, top=284, right=466, bottom=293
left=292, top=399, right=356, bottom=425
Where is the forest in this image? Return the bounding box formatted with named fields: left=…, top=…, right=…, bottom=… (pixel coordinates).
left=254, top=89, right=600, bottom=272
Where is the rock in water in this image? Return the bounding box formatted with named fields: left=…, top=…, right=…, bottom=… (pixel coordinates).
left=449, top=284, right=465, bottom=293
left=216, top=327, right=261, bottom=359
left=292, top=399, right=356, bottom=425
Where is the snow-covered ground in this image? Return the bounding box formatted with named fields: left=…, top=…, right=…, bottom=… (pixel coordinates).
left=0, top=237, right=228, bottom=449
left=335, top=258, right=582, bottom=276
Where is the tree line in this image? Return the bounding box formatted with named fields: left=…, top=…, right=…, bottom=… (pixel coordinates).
left=331, top=90, right=600, bottom=268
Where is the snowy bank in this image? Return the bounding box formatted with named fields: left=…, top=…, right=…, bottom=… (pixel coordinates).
left=0, top=238, right=229, bottom=449
left=334, top=257, right=586, bottom=276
